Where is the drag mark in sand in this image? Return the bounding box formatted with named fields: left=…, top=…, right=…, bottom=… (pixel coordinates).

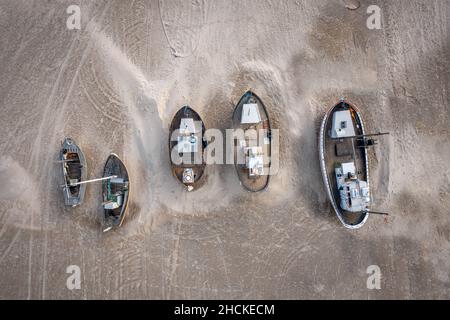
left=0, top=230, right=20, bottom=265
left=39, top=5, right=113, bottom=299
left=120, top=0, right=151, bottom=65
left=166, top=220, right=182, bottom=299
left=21, top=3, right=113, bottom=299
left=81, top=0, right=153, bottom=125
left=80, top=62, right=125, bottom=124
left=88, top=26, right=166, bottom=230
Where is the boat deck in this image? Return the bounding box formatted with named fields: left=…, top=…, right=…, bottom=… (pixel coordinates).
left=169, top=106, right=206, bottom=190
left=65, top=152, right=82, bottom=196
left=232, top=92, right=271, bottom=192
left=102, top=154, right=129, bottom=227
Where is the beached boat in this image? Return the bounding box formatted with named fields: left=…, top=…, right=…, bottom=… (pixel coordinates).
left=232, top=91, right=271, bottom=192
left=319, top=99, right=388, bottom=229
left=60, top=137, right=87, bottom=207
left=169, top=106, right=207, bottom=191
left=101, top=154, right=129, bottom=232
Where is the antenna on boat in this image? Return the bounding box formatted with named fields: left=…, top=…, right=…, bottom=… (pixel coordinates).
left=367, top=210, right=389, bottom=216
left=61, top=175, right=118, bottom=188
left=338, top=132, right=390, bottom=143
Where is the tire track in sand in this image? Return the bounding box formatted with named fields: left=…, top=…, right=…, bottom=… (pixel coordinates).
left=158, top=0, right=206, bottom=57
left=23, top=3, right=113, bottom=299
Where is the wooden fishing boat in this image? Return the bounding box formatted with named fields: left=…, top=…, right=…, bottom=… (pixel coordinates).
left=319, top=99, right=388, bottom=229
left=169, top=106, right=207, bottom=191
left=101, top=154, right=129, bottom=232
left=232, top=91, right=271, bottom=192
left=60, top=137, right=87, bottom=207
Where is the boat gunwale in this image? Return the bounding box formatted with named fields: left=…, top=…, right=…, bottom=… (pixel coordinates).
left=319, top=100, right=370, bottom=229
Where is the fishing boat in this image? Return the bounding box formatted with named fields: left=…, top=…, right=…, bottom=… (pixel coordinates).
left=232, top=91, right=271, bottom=192
left=101, top=153, right=130, bottom=232
left=169, top=106, right=207, bottom=191
left=319, top=99, right=388, bottom=229
left=60, top=137, right=87, bottom=207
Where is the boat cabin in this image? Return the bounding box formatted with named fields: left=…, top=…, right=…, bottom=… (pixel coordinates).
left=241, top=103, right=262, bottom=124
left=335, top=162, right=370, bottom=212
left=103, top=177, right=128, bottom=212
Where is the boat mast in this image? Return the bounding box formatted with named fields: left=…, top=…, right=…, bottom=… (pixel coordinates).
left=367, top=210, right=389, bottom=216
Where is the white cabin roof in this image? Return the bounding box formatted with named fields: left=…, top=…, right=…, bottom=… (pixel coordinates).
left=341, top=162, right=356, bottom=175
left=241, top=103, right=261, bottom=124
left=331, top=110, right=356, bottom=138
left=180, top=118, right=196, bottom=134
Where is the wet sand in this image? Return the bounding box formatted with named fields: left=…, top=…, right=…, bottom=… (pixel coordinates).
left=0, top=0, right=449, bottom=299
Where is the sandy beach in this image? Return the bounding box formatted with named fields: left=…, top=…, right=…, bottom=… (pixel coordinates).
left=0, top=0, right=449, bottom=299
